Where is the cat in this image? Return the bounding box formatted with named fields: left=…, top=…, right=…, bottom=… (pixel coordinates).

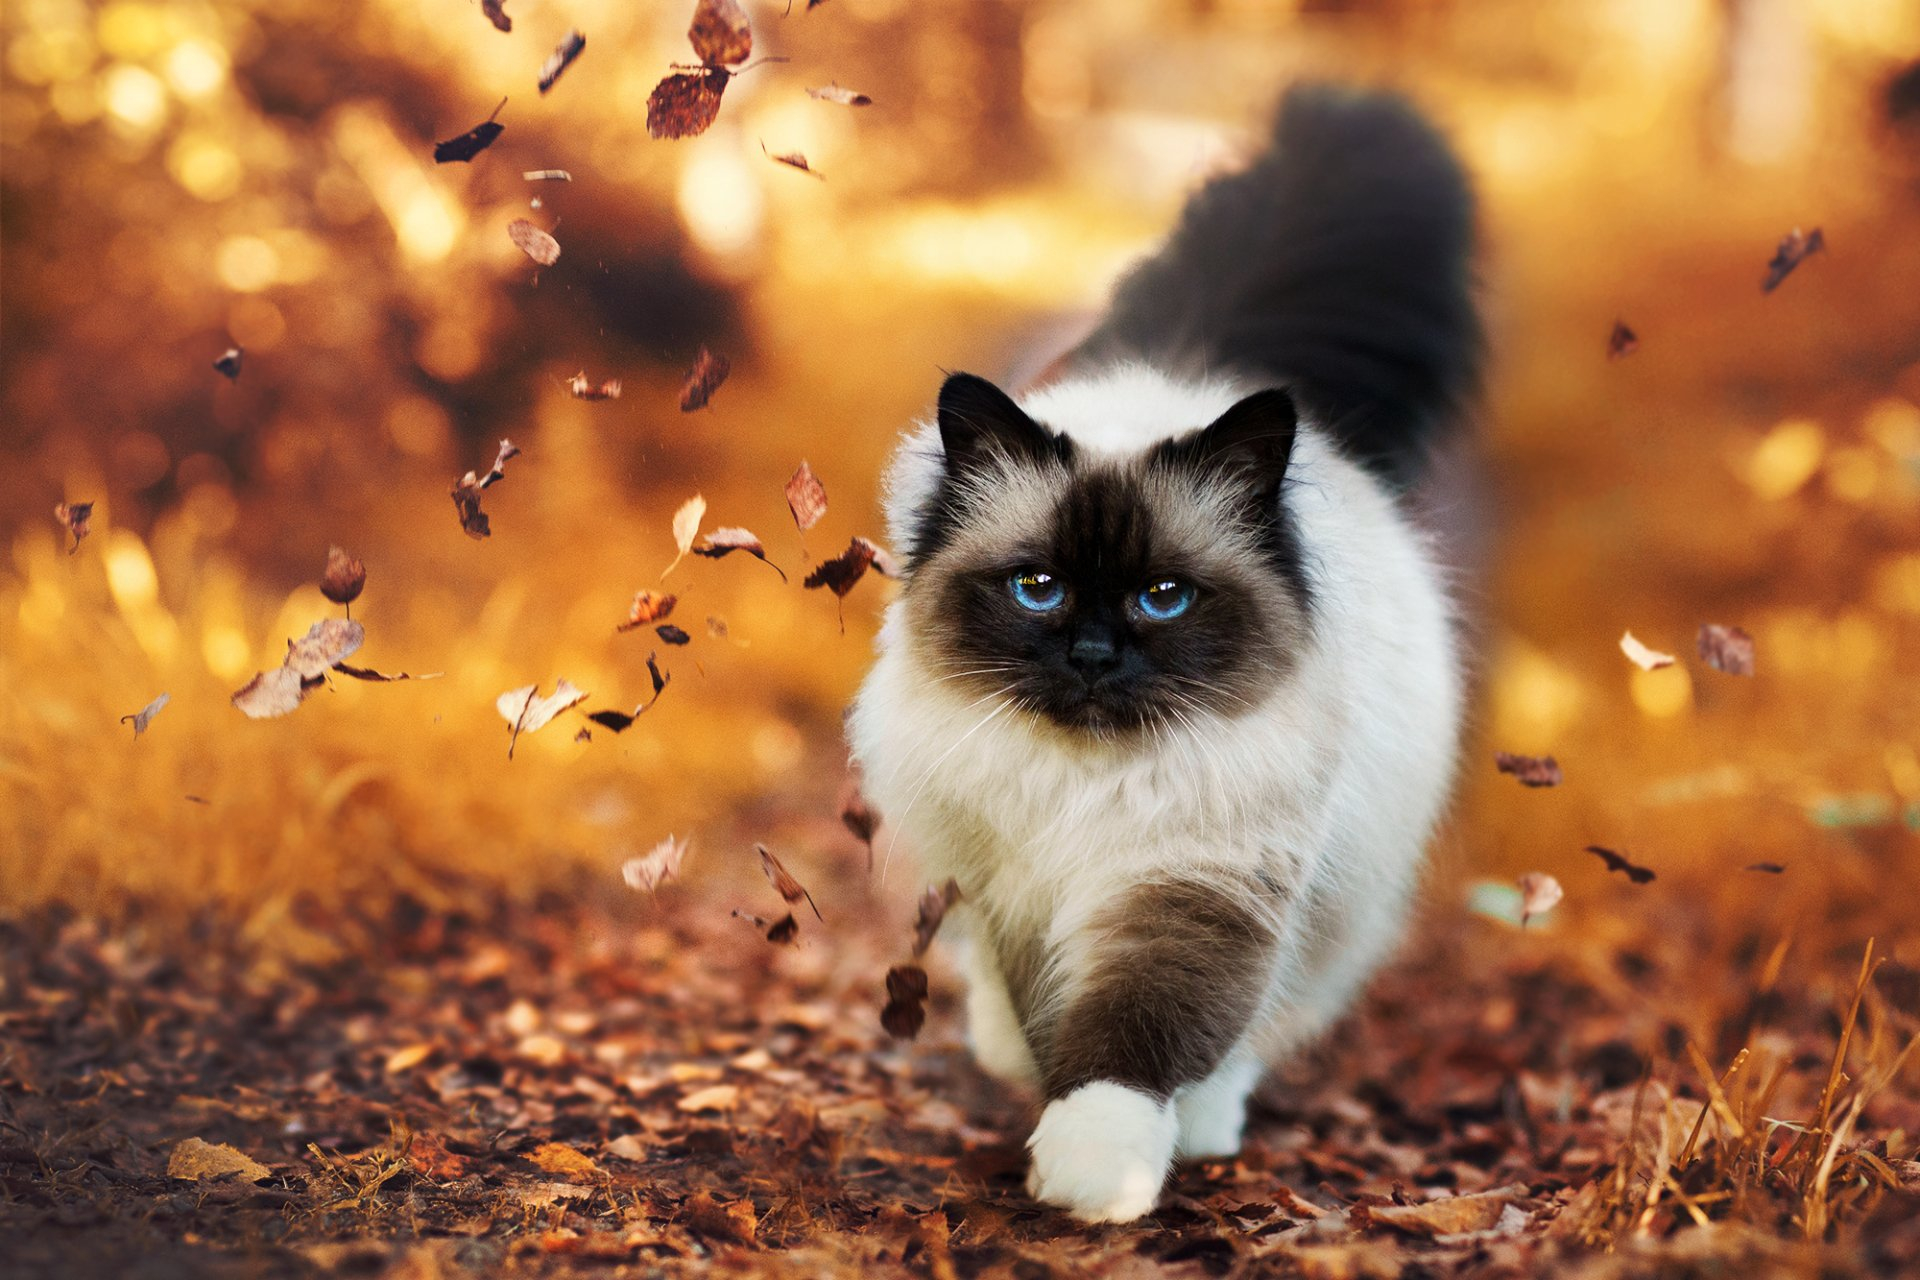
left=847, top=84, right=1482, bottom=1223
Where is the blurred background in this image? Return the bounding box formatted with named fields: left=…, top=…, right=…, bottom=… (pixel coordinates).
left=3, top=0, right=1919, bottom=968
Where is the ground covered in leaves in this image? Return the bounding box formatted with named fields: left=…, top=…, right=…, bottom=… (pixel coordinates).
left=4, top=868, right=1918, bottom=1280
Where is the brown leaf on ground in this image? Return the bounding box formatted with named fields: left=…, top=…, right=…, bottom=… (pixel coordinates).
left=527, top=1142, right=601, bottom=1180
left=678, top=1083, right=741, bottom=1114
left=662, top=494, right=706, bottom=576
left=806, top=83, right=873, bottom=107
left=683, top=1188, right=757, bottom=1244
left=54, top=501, right=93, bottom=554
left=1619, top=630, right=1676, bottom=671
left=881, top=964, right=929, bottom=1039
left=168, top=1138, right=271, bottom=1183
left=212, top=346, right=243, bottom=380
left=1517, top=873, right=1563, bottom=926
left=1762, top=226, right=1824, bottom=293
left=508, top=217, right=561, bottom=265
left=678, top=347, right=730, bottom=412
left=1698, top=623, right=1756, bottom=675
left=912, top=879, right=961, bottom=956
left=285, top=618, right=366, bottom=678
left=481, top=0, right=510, bottom=32
left=694, top=527, right=787, bottom=580
left=567, top=371, right=622, bottom=401
left=1494, top=752, right=1563, bottom=787
left=758, top=844, right=822, bottom=920
left=785, top=461, right=828, bottom=531
left=497, top=680, right=589, bottom=758
left=761, top=144, right=823, bottom=178
left=646, top=69, right=729, bottom=140
left=537, top=29, right=586, bottom=95
left=320, top=545, right=366, bottom=605
left=1607, top=320, right=1638, bottom=360
left=1586, top=844, right=1656, bottom=883
left=688, top=0, right=752, bottom=66
left=120, top=693, right=170, bottom=738
left=1358, top=1185, right=1530, bottom=1237
left=433, top=99, right=506, bottom=163
left=617, top=591, right=677, bottom=632
left=621, top=835, right=689, bottom=894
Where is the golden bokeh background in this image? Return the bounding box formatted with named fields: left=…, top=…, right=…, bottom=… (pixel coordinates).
left=3, top=0, right=1919, bottom=968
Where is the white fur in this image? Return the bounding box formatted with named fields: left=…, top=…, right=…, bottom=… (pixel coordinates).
left=850, top=362, right=1464, bottom=1222
left=1174, top=1051, right=1266, bottom=1159
left=1025, top=1082, right=1178, bottom=1223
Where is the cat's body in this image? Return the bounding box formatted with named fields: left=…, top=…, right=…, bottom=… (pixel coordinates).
left=848, top=86, right=1481, bottom=1223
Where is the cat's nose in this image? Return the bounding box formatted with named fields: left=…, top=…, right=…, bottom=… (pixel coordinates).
left=1068, top=626, right=1120, bottom=675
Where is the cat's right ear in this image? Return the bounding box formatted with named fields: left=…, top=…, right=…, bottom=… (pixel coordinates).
left=937, top=373, right=1063, bottom=473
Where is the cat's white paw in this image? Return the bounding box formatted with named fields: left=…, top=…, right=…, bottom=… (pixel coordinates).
left=1025, top=1082, right=1176, bottom=1223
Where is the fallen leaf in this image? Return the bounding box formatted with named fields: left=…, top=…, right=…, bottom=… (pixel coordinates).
left=694, top=527, right=787, bottom=580
left=683, top=1188, right=757, bottom=1244
left=655, top=624, right=691, bottom=646
left=537, top=29, right=586, bottom=95
left=120, top=693, right=170, bottom=738
left=1359, top=1186, right=1527, bottom=1237
left=785, top=461, right=828, bottom=531
left=320, top=545, right=366, bottom=606
left=1517, top=872, right=1563, bottom=925
left=384, top=1043, right=435, bottom=1073
left=567, top=371, right=622, bottom=400
left=688, top=0, right=752, bottom=66
left=678, top=347, right=730, bottom=412
left=662, top=494, right=707, bottom=576
left=1619, top=630, right=1676, bottom=671
left=881, top=965, right=929, bottom=1040
left=497, top=680, right=589, bottom=758
left=1606, top=320, right=1638, bottom=360
left=761, top=143, right=823, bottom=178
left=523, top=168, right=572, bottom=181
left=1586, top=844, right=1656, bottom=884
left=622, top=835, right=690, bottom=894
left=508, top=217, right=561, bottom=266
left=1762, top=226, right=1824, bottom=293
left=758, top=844, right=821, bottom=919
left=806, top=83, right=873, bottom=107
left=53, top=501, right=93, bottom=554
left=617, top=591, right=677, bottom=632
left=213, top=346, right=243, bottom=380
left=285, top=618, right=366, bottom=678
left=528, top=1142, right=601, bottom=1180
left=232, top=667, right=310, bottom=720
left=168, top=1138, right=271, bottom=1183
left=433, top=98, right=506, bottom=163
left=646, top=69, right=730, bottom=140
left=912, top=879, right=961, bottom=956
left=1698, top=624, right=1756, bottom=675
left=678, top=1083, right=741, bottom=1113
left=1494, top=752, right=1563, bottom=788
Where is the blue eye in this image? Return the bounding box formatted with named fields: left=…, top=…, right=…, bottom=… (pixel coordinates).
left=1009, top=570, right=1066, bottom=612
left=1135, top=578, right=1196, bottom=621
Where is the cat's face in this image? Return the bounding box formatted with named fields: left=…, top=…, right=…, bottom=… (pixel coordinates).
left=900, top=374, right=1313, bottom=736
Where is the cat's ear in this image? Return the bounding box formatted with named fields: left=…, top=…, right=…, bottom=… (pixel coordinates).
left=1161, top=388, right=1298, bottom=495
left=937, top=373, right=1062, bottom=473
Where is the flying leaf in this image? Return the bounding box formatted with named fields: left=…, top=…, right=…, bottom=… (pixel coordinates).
left=285, top=618, right=365, bottom=678
left=232, top=667, right=310, bottom=720
left=805, top=537, right=877, bottom=596
left=1746, top=862, right=1787, bottom=874
left=689, top=0, right=752, bottom=66
left=622, top=835, right=689, bottom=894
left=53, top=501, right=93, bottom=554
left=433, top=99, right=506, bottom=163
left=567, top=371, right=622, bottom=401
left=733, top=909, right=798, bottom=946
left=524, top=169, right=571, bottom=182
left=840, top=775, right=879, bottom=867
left=863, top=538, right=901, bottom=579
left=213, top=346, right=243, bottom=380
left=678, top=347, right=731, bottom=412
left=1586, top=844, right=1656, bottom=884
left=662, top=494, right=706, bottom=576
left=646, top=653, right=668, bottom=700
left=1761, top=226, right=1824, bottom=293
left=481, top=0, right=511, bottom=32
left=758, top=844, right=821, bottom=920
left=785, top=461, right=827, bottom=531
left=1619, top=631, right=1675, bottom=672
left=694, top=528, right=787, bottom=581
left=761, top=144, right=823, bottom=178
left=586, top=655, right=669, bottom=730
left=451, top=440, right=520, bottom=539
left=1606, top=320, right=1638, bottom=360
left=1494, top=752, right=1562, bottom=788
left=334, top=664, right=441, bottom=683
left=1697, top=624, right=1756, bottom=676
left=617, top=590, right=677, bottom=632
left=497, top=679, right=589, bottom=758
left=912, top=879, right=961, bottom=956
left=806, top=84, right=872, bottom=107
left=537, top=29, right=586, bottom=95
left=881, top=964, right=928, bottom=1040
left=508, top=217, right=560, bottom=266
left=646, top=69, right=730, bottom=140
left=320, top=545, right=366, bottom=606
left=1517, top=872, right=1563, bottom=926
left=656, top=623, right=691, bottom=646
left=120, top=693, right=170, bottom=738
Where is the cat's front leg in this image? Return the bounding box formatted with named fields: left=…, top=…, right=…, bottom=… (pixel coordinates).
left=961, top=936, right=1040, bottom=1089
left=1024, top=877, right=1279, bottom=1223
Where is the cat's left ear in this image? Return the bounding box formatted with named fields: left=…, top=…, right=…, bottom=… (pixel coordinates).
left=1158, top=388, right=1298, bottom=496
left=937, top=373, right=1063, bottom=474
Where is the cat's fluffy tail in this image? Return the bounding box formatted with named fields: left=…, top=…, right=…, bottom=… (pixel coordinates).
left=1073, top=85, right=1481, bottom=487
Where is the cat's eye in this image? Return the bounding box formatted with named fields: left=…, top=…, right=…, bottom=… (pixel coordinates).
left=1008, top=570, right=1066, bottom=613
left=1135, top=578, right=1197, bottom=621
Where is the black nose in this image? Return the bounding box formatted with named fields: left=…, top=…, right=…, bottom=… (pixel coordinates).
left=1069, top=625, right=1120, bottom=675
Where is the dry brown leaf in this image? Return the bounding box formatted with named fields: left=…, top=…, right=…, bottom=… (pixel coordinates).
left=168, top=1137, right=271, bottom=1183
left=617, top=590, right=677, bottom=632
left=678, top=347, right=730, bottom=412
left=881, top=964, right=929, bottom=1040
left=497, top=680, right=589, bottom=758
left=1698, top=623, right=1756, bottom=675
left=646, top=69, right=729, bottom=140
left=804, top=537, right=876, bottom=597
left=758, top=844, right=821, bottom=919
left=508, top=217, right=560, bottom=266
left=334, top=664, right=441, bottom=683
left=840, top=774, right=878, bottom=865
left=54, top=501, right=93, bottom=554
left=688, top=0, right=752, bottom=66
left=481, top=0, right=511, bottom=32
left=527, top=1142, right=602, bottom=1180
left=384, top=1043, right=435, bottom=1073
left=662, top=494, right=706, bottom=576
left=1619, top=630, right=1675, bottom=671
left=621, top=835, right=689, bottom=894
left=120, top=693, right=170, bottom=738
left=761, top=143, right=823, bottom=178
left=523, top=168, right=571, bottom=182
left=451, top=439, right=521, bottom=539
left=320, top=545, right=366, bottom=606
left=285, top=618, right=366, bottom=679
left=1762, top=226, right=1824, bottom=293
left=694, top=527, right=787, bottom=580
left=912, top=879, right=961, bottom=956
left=683, top=1188, right=757, bottom=1244
left=1360, top=1185, right=1528, bottom=1237
left=806, top=83, right=872, bottom=107
left=232, top=667, right=310, bottom=720
left=785, top=461, right=827, bottom=531
left=1606, top=320, right=1638, bottom=360
left=433, top=99, right=506, bottom=164
left=212, top=346, right=243, bottom=380
left=1586, top=844, right=1656, bottom=883
left=537, top=29, right=586, bottom=95
left=567, top=371, right=622, bottom=401
left=678, top=1083, right=740, bottom=1113
left=1517, top=872, right=1563, bottom=926
left=1494, top=752, right=1562, bottom=788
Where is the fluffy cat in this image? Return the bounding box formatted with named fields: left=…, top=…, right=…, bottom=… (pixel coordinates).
left=847, top=85, right=1482, bottom=1223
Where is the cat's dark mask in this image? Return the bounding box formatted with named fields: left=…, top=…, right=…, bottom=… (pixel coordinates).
left=904, top=373, right=1313, bottom=735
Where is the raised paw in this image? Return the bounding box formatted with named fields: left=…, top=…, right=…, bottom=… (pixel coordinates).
left=1025, top=1082, right=1176, bottom=1223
